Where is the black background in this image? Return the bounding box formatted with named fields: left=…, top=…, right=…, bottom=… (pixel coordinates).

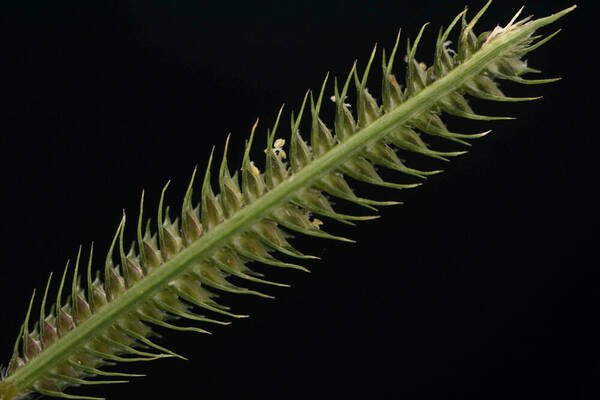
left=0, top=0, right=597, bottom=399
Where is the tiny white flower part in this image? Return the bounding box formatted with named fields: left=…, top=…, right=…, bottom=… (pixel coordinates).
left=273, top=138, right=287, bottom=160
left=274, top=138, right=286, bottom=149
left=483, top=6, right=530, bottom=47
left=443, top=41, right=457, bottom=55
left=329, top=95, right=352, bottom=108
left=249, top=161, right=260, bottom=176
left=311, top=218, right=324, bottom=230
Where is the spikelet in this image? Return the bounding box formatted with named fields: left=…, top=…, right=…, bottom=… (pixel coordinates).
left=0, top=3, right=575, bottom=400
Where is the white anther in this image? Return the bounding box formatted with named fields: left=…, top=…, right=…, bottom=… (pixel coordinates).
left=311, top=218, right=324, bottom=229
left=271, top=138, right=287, bottom=160
left=483, top=6, right=528, bottom=48
left=249, top=161, right=260, bottom=176
left=330, top=95, right=352, bottom=108
left=274, top=138, right=286, bottom=149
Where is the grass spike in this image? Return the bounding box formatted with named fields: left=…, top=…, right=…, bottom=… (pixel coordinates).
left=181, top=167, right=197, bottom=241
left=218, top=134, right=232, bottom=193
left=405, top=23, right=430, bottom=97
left=242, top=119, right=259, bottom=171
left=118, top=213, right=131, bottom=287
left=314, top=180, right=401, bottom=210
left=35, top=388, right=105, bottom=400
left=434, top=9, right=468, bottom=77
left=382, top=29, right=401, bottom=111
left=7, top=324, right=24, bottom=374
left=157, top=181, right=170, bottom=259
left=439, top=106, right=515, bottom=121
left=521, top=29, right=561, bottom=55
left=355, top=44, right=378, bottom=127
left=39, top=273, right=53, bottom=342
left=442, top=8, right=468, bottom=45
left=293, top=90, right=310, bottom=135
left=0, top=5, right=576, bottom=400
left=136, top=312, right=211, bottom=335
left=335, top=61, right=357, bottom=118
left=152, top=297, right=232, bottom=323
left=181, top=166, right=198, bottom=216
left=200, top=148, right=216, bottom=229
left=190, top=273, right=275, bottom=298
left=265, top=105, right=285, bottom=186
left=213, top=258, right=291, bottom=287
left=273, top=216, right=356, bottom=243
left=465, top=88, right=542, bottom=102
left=241, top=119, right=261, bottom=202
left=86, top=243, right=95, bottom=311
left=55, top=260, right=70, bottom=325
left=501, top=75, right=562, bottom=85
left=385, top=29, right=401, bottom=77
left=67, top=360, right=146, bottom=378
left=97, top=336, right=166, bottom=359
left=71, top=246, right=82, bottom=319
left=83, top=348, right=165, bottom=363
left=115, top=327, right=187, bottom=361
left=49, top=374, right=127, bottom=386
left=461, top=0, right=492, bottom=46
left=103, top=219, right=124, bottom=299
left=21, top=291, right=36, bottom=361
left=171, top=286, right=247, bottom=319
left=310, top=73, right=329, bottom=155
left=289, top=90, right=310, bottom=171
left=468, top=0, right=492, bottom=27
left=136, top=191, right=146, bottom=273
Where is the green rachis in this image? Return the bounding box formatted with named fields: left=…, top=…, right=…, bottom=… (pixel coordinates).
left=0, top=2, right=575, bottom=399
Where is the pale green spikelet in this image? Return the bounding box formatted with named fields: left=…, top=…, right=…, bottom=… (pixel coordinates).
left=0, top=3, right=576, bottom=399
